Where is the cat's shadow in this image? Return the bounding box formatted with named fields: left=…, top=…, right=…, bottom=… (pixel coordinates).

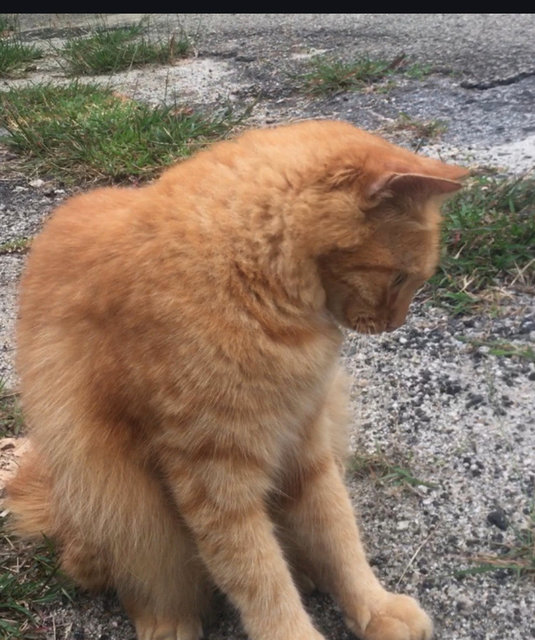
left=203, top=589, right=357, bottom=640
left=95, top=588, right=357, bottom=639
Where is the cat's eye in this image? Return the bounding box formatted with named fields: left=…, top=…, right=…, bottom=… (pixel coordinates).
left=392, top=272, right=407, bottom=288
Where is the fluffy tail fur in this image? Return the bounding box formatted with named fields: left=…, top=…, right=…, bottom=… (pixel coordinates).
left=4, top=447, right=55, bottom=540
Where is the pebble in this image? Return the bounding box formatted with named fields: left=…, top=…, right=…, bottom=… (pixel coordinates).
left=487, top=508, right=509, bottom=531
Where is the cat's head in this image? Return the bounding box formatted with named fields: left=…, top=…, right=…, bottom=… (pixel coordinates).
left=311, top=132, right=468, bottom=334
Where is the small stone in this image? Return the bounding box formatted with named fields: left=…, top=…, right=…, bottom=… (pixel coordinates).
left=487, top=508, right=509, bottom=531
left=397, top=520, right=410, bottom=531
left=443, top=379, right=462, bottom=395
left=465, top=393, right=484, bottom=409
left=518, top=317, right=535, bottom=334
left=370, top=554, right=387, bottom=567
left=29, top=178, right=45, bottom=188
left=455, top=595, right=474, bottom=612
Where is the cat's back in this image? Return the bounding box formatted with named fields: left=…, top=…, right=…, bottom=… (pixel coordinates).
left=19, top=175, right=217, bottom=323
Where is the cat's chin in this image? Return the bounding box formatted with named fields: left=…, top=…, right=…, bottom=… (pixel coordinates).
left=355, top=327, right=386, bottom=335
left=349, top=319, right=388, bottom=335
left=325, top=309, right=386, bottom=334
left=328, top=314, right=386, bottom=334
left=346, top=315, right=408, bottom=334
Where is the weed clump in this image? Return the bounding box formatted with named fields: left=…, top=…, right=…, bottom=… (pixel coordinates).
left=0, top=83, right=245, bottom=184
left=430, top=175, right=535, bottom=313
left=60, top=23, right=191, bottom=75
left=0, top=27, right=41, bottom=77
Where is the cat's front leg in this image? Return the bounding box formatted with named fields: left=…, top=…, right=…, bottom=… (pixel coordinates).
left=280, top=454, right=433, bottom=640
left=163, top=443, right=325, bottom=640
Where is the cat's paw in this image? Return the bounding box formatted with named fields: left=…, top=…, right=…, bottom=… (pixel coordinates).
left=134, top=616, right=203, bottom=640
left=346, top=592, right=433, bottom=640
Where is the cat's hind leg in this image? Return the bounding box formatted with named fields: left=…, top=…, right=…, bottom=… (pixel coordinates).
left=61, top=479, right=207, bottom=640
left=57, top=508, right=207, bottom=640
left=79, top=441, right=209, bottom=640
left=9, top=420, right=209, bottom=640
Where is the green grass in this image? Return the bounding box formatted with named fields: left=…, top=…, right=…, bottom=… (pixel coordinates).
left=0, top=35, right=41, bottom=78
left=0, top=14, right=18, bottom=34
left=403, top=62, right=433, bottom=80
left=296, top=55, right=396, bottom=95
left=0, top=237, right=32, bottom=255
left=388, top=113, right=447, bottom=142
left=0, top=83, right=246, bottom=184
left=0, top=14, right=41, bottom=78
left=458, top=338, right=535, bottom=362
left=0, top=380, right=22, bottom=438
left=385, top=113, right=448, bottom=152
left=1, top=379, right=71, bottom=638
left=430, top=175, right=535, bottom=314
left=456, top=510, right=535, bottom=580
left=351, top=449, right=437, bottom=492
left=0, top=518, right=74, bottom=639
left=1, top=379, right=69, bottom=639
left=294, top=54, right=433, bottom=95
left=60, top=23, right=191, bottom=75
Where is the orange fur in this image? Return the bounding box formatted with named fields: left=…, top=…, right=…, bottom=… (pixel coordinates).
left=6, top=120, right=467, bottom=640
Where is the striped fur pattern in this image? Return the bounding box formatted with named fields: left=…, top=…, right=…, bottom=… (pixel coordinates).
left=6, top=120, right=466, bottom=640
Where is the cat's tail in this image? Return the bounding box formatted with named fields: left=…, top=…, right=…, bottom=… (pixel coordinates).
left=4, top=445, right=56, bottom=539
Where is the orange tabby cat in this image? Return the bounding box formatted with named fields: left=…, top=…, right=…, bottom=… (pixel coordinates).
left=6, top=120, right=467, bottom=640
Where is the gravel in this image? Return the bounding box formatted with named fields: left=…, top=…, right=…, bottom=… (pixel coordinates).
left=0, top=14, right=534, bottom=640
left=343, top=295, right=535, bottom=639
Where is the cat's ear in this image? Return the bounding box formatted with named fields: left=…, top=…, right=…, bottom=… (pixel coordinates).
left=366, top=165, right=469, bottom=201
